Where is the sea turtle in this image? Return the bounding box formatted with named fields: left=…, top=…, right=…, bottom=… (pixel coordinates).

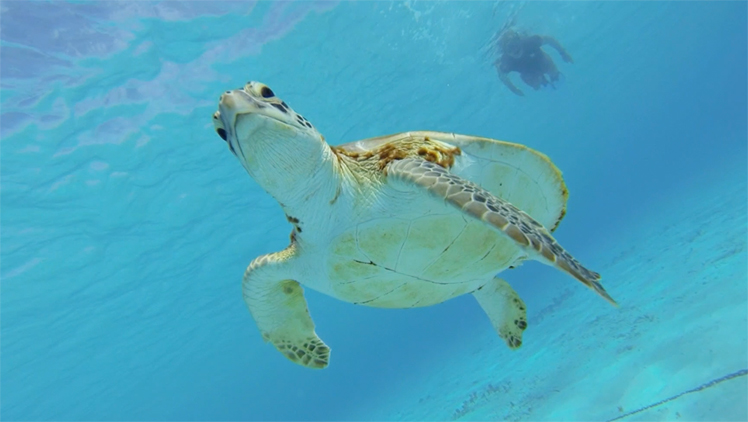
left=212, top=81, right=616, bottom=369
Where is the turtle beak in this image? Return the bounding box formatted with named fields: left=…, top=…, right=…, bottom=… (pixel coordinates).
left=219, top=89, right=258, bottom=121
left=218, top=90, right=257, bottom=158
left=213, top=111, right=229, bottom=143
left=219, top=89, right=273, bottom=163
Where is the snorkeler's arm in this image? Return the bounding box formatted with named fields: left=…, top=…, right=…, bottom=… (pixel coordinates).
left=540, top=36, right=574, bottom=63
left=496, top=66, right=524, bottom=96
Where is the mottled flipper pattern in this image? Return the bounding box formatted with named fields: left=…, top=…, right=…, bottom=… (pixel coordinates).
left=243, top=247, right=331, bottom=368
left=472, top=277, right=528, bottom=349
left=387, top=158, right=616, bottom=306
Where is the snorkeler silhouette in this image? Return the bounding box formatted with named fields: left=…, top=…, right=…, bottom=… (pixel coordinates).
left=494, top=29, right=574, bottom=96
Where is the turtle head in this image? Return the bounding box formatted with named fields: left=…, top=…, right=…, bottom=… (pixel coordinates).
left=214, top=82, right=334, bottom=205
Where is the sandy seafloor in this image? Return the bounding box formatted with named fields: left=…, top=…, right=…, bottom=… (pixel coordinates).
left=358, top=161, right=747, bottom=421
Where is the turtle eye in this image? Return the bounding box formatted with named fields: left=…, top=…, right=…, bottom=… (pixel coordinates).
left=260, top=85, right=274, bottom=98
left=216, top=128, right=227, bottom=141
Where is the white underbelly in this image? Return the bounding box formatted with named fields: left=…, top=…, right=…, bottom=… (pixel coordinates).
left=320, top=213, right=525, bottom=308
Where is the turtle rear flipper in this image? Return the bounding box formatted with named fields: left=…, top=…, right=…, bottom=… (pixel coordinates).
left=473, top=277, right=527, bottom=349
left=243, top=247, right=331, bottom=369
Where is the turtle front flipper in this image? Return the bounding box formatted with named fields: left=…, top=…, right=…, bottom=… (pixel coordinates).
left=473, top=277, right=528, bottom=349
left=387, top=158, right=617, bottom=306
left=243, top=246, right=331, bottom=369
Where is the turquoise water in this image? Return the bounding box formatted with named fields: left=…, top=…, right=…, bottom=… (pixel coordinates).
left=1, top=1, right=746, bottom=420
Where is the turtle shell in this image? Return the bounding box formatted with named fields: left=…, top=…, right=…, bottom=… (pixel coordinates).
left=319, top=131, right=569, bottom=308
left=335, top=131, right=567, bottom=230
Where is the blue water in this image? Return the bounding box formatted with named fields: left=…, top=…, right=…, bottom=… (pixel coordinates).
left=1, top=1, right=746, bottom=420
